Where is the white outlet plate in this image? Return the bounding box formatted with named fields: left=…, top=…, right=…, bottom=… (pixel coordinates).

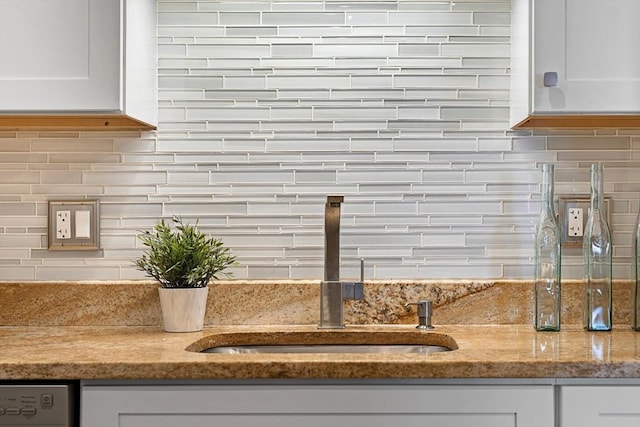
left=558, top=196, right=612, bottom=248
left=48, top=200, right=100, bottom=251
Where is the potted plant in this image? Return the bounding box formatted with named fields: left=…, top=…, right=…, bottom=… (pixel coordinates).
left=135, top=217, right=236, bottom=332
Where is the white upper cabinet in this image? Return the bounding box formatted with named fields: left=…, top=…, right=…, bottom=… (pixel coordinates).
left=510, top=0, right=640, bottom=128
left=0, top=0, right=157, bottom=130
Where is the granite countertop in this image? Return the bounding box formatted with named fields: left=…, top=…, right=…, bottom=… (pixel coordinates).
left=2, top=324, right=640, bottom=380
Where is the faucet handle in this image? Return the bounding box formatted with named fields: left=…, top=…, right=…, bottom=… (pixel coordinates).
left=342, top=259, right=365, bottom=300
left=405, top=300, right=434, bottom=330
left=354, top=258, right=365, bottom=299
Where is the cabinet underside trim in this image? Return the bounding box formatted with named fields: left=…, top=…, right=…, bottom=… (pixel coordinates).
left=513, top=114, right=640, bottom=129
left=0, top=115, right=156, bottom=131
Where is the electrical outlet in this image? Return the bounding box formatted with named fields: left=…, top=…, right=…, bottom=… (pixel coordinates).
left=568, top=207, right=584, bottom=237
left=558, top=196, right=612, bottom=248
left=56, top=210, right=71, bottom=239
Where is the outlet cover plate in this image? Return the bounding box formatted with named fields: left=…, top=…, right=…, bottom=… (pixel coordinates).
left=558, top=195, right=611, bottom=248
left=48, top=200, right=100, bottom=251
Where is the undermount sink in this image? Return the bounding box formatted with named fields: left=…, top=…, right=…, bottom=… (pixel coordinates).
left=203, top=344, right=450, bottom=354
left=186, top=330, right=458, bottom=354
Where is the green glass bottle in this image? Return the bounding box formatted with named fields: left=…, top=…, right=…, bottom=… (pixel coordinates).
left=534, top=164, right=561, bottom=331
left=584, top=163, right=612, bottom=331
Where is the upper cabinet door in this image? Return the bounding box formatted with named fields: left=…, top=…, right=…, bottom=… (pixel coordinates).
left=510, top=0, right=640, bottom=128
left=534, top=0, right=640, bottom=113
left=0, top=0, right=121, bottom=112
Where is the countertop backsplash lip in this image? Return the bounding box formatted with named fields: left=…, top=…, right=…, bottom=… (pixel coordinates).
left=0, top=280, right=634, bottom=327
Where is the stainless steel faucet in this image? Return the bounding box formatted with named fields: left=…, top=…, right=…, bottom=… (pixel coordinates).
left=319, top=195, right=364, bottom=329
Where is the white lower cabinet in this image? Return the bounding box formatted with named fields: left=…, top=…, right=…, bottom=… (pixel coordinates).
left=560, top=386, right=640, bottom=425
left=81, top=383, right=554, bottom=427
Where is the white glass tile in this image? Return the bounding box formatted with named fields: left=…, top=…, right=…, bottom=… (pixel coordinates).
left=272, top=44, right=314, bottom=57
left=395, top=75, right=477, bottom=88
left=398, top=43, right=439, bottom=56
left=314, top=43, right=397, bottom=57
left=267, top=75, right=350, bottom=89
left=389, top=12, right=472, bottom=25
left=198, top=2, right=270, bottom=12
left=442, top=43, right=510, bottom=57
left=279, top=26, right=351, bottom=37
left=473, top=12, right=511, bottom=25
left=353, top=26, right=404, bottom=36
left=262, top=12, right=345, bottom=25
left=271, top=2, right=324, bottom=12
left=158, top=12, right=218, bottom=26
left=219, top=12, right=261, bottom=25
left=314, top=107, right=397, bottom=120
left=350, top=76, right=394, bottom=88
left=188, top=44, right=270, bottom=58
left=345, top=12, right=389, bottom=25
left=188, top=107, right=270, bottom=121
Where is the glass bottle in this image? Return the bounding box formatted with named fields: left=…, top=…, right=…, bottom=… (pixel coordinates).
left=633, top=209, right=640, bottom=330
left=584, top=163, right=612, bottom=331
left=534, top=163, right=561, bottom=331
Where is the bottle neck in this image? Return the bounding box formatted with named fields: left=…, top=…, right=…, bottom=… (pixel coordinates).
left=541, top=164, right=555, bottom=213
left=590, top=163, right=604, bottom=213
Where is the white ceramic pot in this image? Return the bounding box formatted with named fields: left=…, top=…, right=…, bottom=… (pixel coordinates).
left=158, top=286, right=209, bottom=332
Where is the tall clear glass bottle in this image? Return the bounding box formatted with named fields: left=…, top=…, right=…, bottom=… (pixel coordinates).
left=534, top=164, right=561, bottom=331
left=584, top=163, right=612, bottom=331
left=633, top=209, right=640, bottom=330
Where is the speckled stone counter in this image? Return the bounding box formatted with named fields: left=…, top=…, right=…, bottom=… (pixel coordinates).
left=1, top=324, right=640, bottom=380
left=1, top=280, right=639, bottom=381
left=0, top=280, right=635, bottom=326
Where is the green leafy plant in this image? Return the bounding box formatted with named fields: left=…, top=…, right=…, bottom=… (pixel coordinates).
left=135, top=217, right=236, bottom=288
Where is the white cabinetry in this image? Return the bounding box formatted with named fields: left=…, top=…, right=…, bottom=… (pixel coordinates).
left=0, top=0, right=157, bottom=130
left=81, top=383, right=554, bottom=427
left=560, top=386, right=640, bottom=425
left=510, top=0, right=640, bottom=128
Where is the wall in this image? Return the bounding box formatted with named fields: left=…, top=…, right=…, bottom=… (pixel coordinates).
left=0, top=0, right=638, bottom=281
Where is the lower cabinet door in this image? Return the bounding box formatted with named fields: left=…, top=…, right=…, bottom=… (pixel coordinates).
left=82, top=384, right=554, bottom=427
left=560, top=385, right=640, bottom=425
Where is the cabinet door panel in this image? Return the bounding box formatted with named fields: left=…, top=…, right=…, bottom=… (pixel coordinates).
left=82, top=384, right=553, bottom=427
left=0, top=0, right=120, bottom=111
left=534, top=0, right=640, bottom=113
left=119, top=413, right=515, bottom=427
left=0, top=0, right=89, bottom=79
left=560, top=386, right=640, bottom=426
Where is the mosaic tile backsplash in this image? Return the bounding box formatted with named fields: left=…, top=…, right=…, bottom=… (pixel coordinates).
left=0, top=0, right=638, bottom=281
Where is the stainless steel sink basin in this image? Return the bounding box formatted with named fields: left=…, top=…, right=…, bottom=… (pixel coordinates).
left=204, top=344, right=451, bottom=354
left=187, top=330, right=457, bottom=354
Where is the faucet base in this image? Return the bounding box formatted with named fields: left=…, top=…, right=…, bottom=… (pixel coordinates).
left=318, top=280, right=364, bottom=329
left=319, top=281, right=344, bottom=329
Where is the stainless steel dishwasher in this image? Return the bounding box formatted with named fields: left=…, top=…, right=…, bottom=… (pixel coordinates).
left=0, top=382, right=76, bottom=426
